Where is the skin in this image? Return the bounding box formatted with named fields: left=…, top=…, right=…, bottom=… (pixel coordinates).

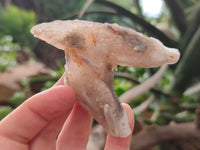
left=0, top=74, right=134, bottom=150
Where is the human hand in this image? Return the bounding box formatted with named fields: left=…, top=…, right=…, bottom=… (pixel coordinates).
left=0, top=74, right=134, bottom=150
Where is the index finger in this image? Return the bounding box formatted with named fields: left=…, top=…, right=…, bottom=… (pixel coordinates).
left=0, top=85, right=76, bottom=144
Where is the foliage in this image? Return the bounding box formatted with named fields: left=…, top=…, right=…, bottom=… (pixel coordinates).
left=9, top=92, right=27, bottom=107
left=0, top=0, right=200, bottom=149
left=0, top=5, right=36, bottom=46
left=0, top=106, right=13, bottom=120
left=114, top=78, right=132, bottom=96
left=0, top=35, right=20, bottom=71
left=31, top=0, right=85, bottom=21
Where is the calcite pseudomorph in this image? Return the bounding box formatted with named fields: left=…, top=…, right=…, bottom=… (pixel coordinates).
left=31, top=20, right=180, bottom=137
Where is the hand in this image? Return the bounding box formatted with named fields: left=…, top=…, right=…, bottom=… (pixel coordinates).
left=0, top=74, right=134, bottom=150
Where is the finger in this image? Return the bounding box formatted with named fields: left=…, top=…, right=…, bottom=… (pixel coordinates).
left=0, top=85, right=76, bottom=144
left=29, top=115, right=67, bottom=150
left=57, top=102, right=93, bottom=150
left=104, top=103, right=134, bottom=150
left=29, top=73, right=69, bottom=149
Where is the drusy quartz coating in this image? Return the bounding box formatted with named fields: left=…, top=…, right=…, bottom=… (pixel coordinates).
left=31, top=20, right=180, bottom=137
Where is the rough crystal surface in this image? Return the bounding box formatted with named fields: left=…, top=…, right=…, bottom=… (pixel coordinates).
left=31, top=20, right=180, bottom=137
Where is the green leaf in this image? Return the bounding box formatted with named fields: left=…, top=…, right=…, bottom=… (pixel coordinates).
left=0, top=106, right=13, bottom=120
left=0, top=5, right=36, bottom=46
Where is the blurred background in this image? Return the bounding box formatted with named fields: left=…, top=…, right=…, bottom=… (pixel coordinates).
left=0, top=0, right=200, bottom=149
